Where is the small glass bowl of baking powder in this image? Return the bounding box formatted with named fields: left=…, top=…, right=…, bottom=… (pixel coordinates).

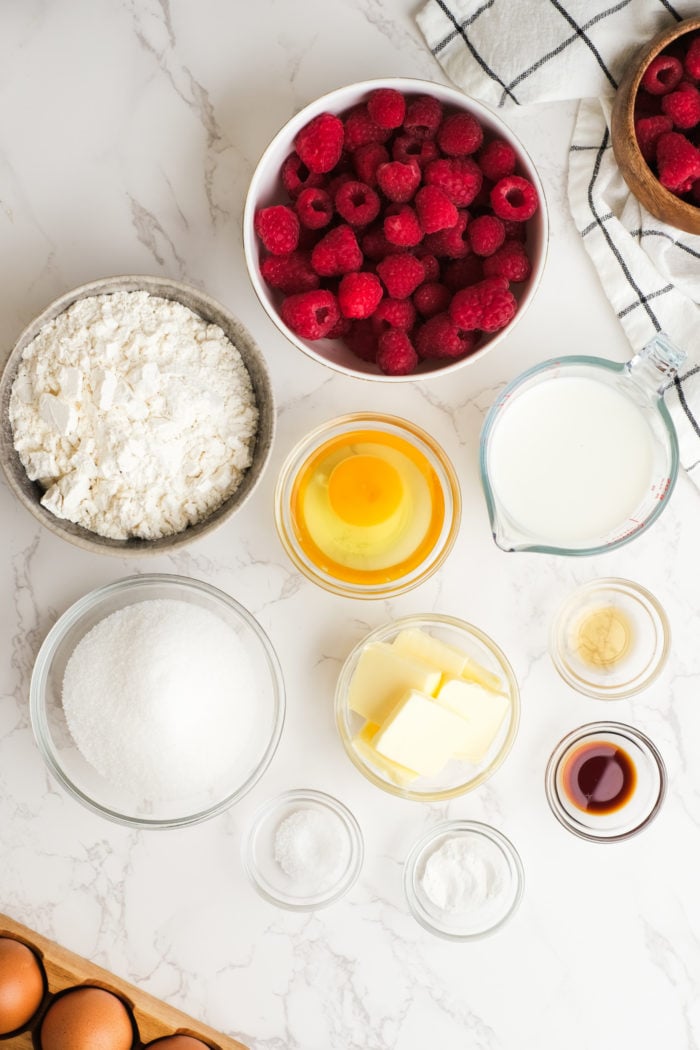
left=404, top=820, right=524, bottom=940
left=243, top=789, right=364, bottom=910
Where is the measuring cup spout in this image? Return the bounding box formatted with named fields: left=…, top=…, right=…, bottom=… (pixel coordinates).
left=625, top=333, right=687, bottom=399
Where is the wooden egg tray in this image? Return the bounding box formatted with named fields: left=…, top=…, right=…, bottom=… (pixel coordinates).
left=0, top=912, right=248, bottom=1049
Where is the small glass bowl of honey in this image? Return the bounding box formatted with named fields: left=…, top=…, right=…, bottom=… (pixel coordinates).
left=545, top=721, right=667, bottom=842
left=549, top=578, right=670, bottom=699
left=274, top=413, right=461, bottom=599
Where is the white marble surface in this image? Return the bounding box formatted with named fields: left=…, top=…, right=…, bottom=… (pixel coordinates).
left=2, top=2, right=700, bottom=1048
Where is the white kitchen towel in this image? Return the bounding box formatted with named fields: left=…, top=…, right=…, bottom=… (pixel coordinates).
left=416, top=0, right=700, bottom=481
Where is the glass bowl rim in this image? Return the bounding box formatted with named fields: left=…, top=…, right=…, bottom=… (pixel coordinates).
left=403, top=819, right=525, bottom=941
left=274, top=412, right=462, bottom=599
left=334, top=613, right=520, bottom=801
left=549, top=576, right=671, bottom=699
left=30, top=572, right=286, bottom=829
left=544, top=719, right=667, bottom=843
left=242, top=787, right=364, bottom=911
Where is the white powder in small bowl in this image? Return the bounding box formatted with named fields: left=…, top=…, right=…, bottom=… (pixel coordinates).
left=273, top=808, right=349, bottom=887
left=420, top=835, right=509, bottom=919
left=62, top=598, right=256, bottom=800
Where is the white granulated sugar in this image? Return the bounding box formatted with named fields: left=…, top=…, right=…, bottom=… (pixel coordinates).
left=10, top=291, right=258, bottom=540
left=274, top=808, right=349, bottom=885
left=62, top=599, right=256, bottom=800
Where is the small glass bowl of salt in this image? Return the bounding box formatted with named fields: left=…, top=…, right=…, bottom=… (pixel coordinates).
left=244, top=789, right=364, bottom=910
left=404, top=820, right=524, bottom=940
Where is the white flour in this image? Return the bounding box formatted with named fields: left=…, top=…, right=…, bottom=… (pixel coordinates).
left=10, top=291, right=258, bottom=540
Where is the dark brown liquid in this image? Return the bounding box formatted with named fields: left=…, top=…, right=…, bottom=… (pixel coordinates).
left=562, top=741, right=637, bottom=814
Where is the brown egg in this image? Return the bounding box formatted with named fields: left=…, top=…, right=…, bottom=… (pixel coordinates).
left=145, top=1038, right=211, bottom=1049
left=0, top=936, right=45, bottom=1034
left=40, top=986, right=134, bottom=1050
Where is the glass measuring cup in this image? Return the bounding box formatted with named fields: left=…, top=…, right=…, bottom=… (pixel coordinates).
left=479, top=334, right=686, bottom=555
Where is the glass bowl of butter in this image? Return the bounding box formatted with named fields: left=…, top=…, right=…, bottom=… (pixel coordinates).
left=335, top=614, right=520, bottom=801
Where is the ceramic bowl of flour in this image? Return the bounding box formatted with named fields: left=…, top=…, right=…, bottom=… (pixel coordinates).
left=30, top=573, right=285, bottom=828
left=0, top=275, right=275, bottom=555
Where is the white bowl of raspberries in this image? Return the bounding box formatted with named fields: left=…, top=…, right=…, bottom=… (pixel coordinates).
left=243, top=78, right=548, bottom=380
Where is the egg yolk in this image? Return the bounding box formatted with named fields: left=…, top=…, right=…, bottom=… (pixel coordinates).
left=327, top=455, right=404, bottom=526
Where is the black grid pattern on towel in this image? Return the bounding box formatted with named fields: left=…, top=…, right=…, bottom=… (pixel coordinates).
left=429, top=0, right=683, bottom=107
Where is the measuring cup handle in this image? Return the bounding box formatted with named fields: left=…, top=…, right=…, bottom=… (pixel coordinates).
left=625, top=332, right=687, bottom=397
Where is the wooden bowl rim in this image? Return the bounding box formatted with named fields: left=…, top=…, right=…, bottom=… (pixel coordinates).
left=617, top=15, right=700, bottom=229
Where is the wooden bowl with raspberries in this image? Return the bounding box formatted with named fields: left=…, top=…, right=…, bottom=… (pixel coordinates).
left=611, top=16, right=700, bottom=235
left=243, top=78, right=549, bottom=380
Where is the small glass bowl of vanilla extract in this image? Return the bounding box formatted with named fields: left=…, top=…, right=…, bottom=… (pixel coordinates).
left=545, top=721, right=666, bottom=842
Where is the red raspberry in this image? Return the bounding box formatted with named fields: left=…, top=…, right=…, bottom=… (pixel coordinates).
left=335, top=180, right=381, bottom=225
left=345, top=319, right=378, bottom=362
left=338, top=271, right=384, bottom=318
left=437, top=112, right=483, bottom=156
left=311, top=224, right=363, bottom=276
left=415, top=313, right=477, bottom=360
left=483, top=239, right=532, bottom=282
left=260, top=251, right=320, bottom=294
left=403, top=95, right=443, bottom=139
left=295, top=187, right=334, bottom=230
left=414, top=185, right=459, bottom=233
left=326, top=315, right=352, bottom=339
left=635, top=115, right=674, bottom=162
left=424, top=157, right=483, bottom=207
left=413, top=281, right=451, bottom=318
left=490, top=176, right=539, bottom=221
left=661, top=83, right=700, bottom=128
left=376, top=161, right=421, bottom=203
left=641, top=54, right=684, bottom=95
left=367, top=88, right=406, bottom=129
left=392, top=135, right=440, bottom=168
left=254, top=205, right=300, bottom=255
left=384, top=205, right=423, bottom=248
left=477, top=138, right=517, bottom=181
left=442, top=255, right=483, bottom=291
left=686, top=37, right=700, bottom=80
left=417, top=253, right=440, bottom=281
left=449, top=276, right=516, bottom=333
left=468, top=214, right=506, bottom=256
left=281, top=289, right=340, bottom=339
left=344, top=104, right=392, bottom=150
left=423, top=211, right=471, bottom=259
left=361, top=224, right=406, bottom=260
left=371, top=298, right=416, bottom=333
left=376, top=330, right=418, bottom=375
left=352, top=142, right=390, bottom=186
left=376, top=254, right=425, bottom=298
left=502, top=218, right=527, bottom=241
left=657, top=131, right=700, bottom=190
left=281, top=153, right=325, bottom=198
left=294, top=113, right=345, bottom=174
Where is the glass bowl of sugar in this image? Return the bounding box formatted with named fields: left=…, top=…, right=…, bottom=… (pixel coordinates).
left=30, top=573, right=285, bottom=829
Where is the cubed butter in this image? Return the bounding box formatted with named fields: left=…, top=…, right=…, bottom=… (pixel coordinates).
left=353, top=721, right=419, bottom=786
left=392, top=626, right=503, bottom=693
left=435, top=678, right=510, bottom=764
left=347, top=641, right=441, bottom=724
left=374, top=689, right=471, bottom=777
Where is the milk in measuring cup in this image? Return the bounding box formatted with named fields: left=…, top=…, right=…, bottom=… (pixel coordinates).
left=487, top=376, right=655, bottom=546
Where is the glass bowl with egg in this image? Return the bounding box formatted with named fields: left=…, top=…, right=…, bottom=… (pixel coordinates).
left=335, top=614, right=520, bottom=801
left=274, top=413, right=461, bottom=599
left=30, top=573, right=285, bottom=829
